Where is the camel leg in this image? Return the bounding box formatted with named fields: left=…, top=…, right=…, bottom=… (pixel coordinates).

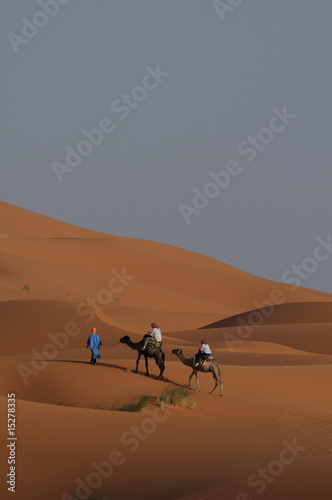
left=160, top=352, right=165, bottom=379
left=188, top=370, right=199, bottom=391
left=155, top=352, right=164, bottom=380
left=195, top=372, right=199, bottom=391
left=144, top=354, right=149, bottom=377
left=212, top=361, right=223, bottom=396
left=159, top=358, right=165, bottom=380
left=157, top=364, right=164, bottom=380
left=188, top=371, right=194, bottom=389
left=209, top=377, right=218, bottom=394
left=135, top=353, right=141, bottom=373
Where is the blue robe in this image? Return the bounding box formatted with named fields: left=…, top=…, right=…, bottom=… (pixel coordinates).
left=87, top=333, right=102, bottom=359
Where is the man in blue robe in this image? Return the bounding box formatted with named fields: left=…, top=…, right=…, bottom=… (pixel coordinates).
left=87, top=327, right=102, bottom=364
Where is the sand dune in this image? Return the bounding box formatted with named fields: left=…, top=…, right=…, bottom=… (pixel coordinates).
left=0, top=299, right=127, bottom=356
left=202, top=301, right=332, bottom=328
left=167, top=322, right=332, bottom=355
left=1, top=201, right=331, bottom=500
left=1, top=355, right=331, bottom=416
left=0, top=359, right=331, bottom=500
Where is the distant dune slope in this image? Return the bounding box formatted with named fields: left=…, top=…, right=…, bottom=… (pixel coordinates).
left=166, top=323, right=332, bottom=354
left=202, top=302, right=332, bottom=328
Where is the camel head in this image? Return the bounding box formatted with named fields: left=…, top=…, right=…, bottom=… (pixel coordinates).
left=172, top=348, right=182, bottom=355
left=120, top=335, right=130, bottom=344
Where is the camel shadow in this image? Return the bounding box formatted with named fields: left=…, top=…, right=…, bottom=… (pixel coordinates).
left=51, top=359, right=185, bottom=388
left=50, top=359, right=129, bottom=372
left=132, top=370, right=185, bottom=387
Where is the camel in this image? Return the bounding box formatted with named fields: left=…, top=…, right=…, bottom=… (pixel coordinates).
left=120, top=334, right=165, bottom=379
left=172, top=348, right=223, bottom=396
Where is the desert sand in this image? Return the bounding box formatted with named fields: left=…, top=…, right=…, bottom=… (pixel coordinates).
left=0, top=201, right=331, bottom=500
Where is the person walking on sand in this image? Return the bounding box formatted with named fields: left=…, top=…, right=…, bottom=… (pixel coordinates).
left=87, top=327, right=102, bottom=364
left=141, top=322, right=162, bottom=350
left=195, top=339, right=212, bottom=366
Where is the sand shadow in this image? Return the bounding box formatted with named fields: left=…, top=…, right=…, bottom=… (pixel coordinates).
left=50, top=359, right=186, bottom=387
left=49, top=359, right=129, bottom=372
left=132, top=370, right=187, bottom=387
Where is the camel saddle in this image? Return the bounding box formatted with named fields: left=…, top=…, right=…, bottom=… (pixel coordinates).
left=200, top=355, right=215, bottom=366
left=147, top=339, right=162, bottom=349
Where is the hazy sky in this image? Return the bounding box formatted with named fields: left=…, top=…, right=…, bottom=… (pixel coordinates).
left=1, top=1, right=332, bottom=293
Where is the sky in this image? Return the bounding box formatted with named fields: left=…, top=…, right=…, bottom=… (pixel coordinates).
left=1, top=0, right=332, bottom=293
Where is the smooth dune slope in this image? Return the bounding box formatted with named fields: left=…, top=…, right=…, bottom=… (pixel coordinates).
left=202, top=301, right=332, bottom=328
